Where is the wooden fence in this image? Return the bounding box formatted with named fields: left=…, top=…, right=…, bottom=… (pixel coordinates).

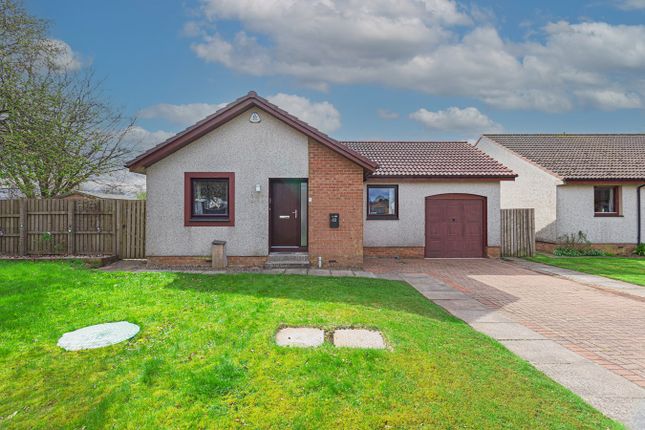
left=0, top=199, right=145, bottom=258
left=500, top=208, right=535, bottom=257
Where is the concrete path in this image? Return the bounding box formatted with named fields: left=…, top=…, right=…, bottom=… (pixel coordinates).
left=100, top=259, right=376, bottom=278
left=366, top=258, right=645, bottom=429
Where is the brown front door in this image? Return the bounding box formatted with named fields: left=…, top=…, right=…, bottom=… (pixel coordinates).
left=269, top=179, right=306, bottom=251
left=425, top=194, right=486, bottom=258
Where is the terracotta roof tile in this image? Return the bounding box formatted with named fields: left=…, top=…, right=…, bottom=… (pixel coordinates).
left=342, top=141, right=516, bottom=178
left=483, top=134, right=645, bottom=181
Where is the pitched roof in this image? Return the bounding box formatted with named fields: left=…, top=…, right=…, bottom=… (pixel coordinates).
left=126, top=91, right=377, bottom=173
left=482, top=134, right=645, bottom=181
left=342, top=141, right=516, bottom=179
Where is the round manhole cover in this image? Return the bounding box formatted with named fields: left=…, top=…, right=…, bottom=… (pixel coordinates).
left=57, top=321, right=140, bottom=351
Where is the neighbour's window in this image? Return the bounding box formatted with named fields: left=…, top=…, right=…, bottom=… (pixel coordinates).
left=192, top=179, right=229, bottom=218
left=594, top=186, right=620, bottom=216
left=367, top=185, right=398, bottom=219
left=184, top=172, right=235, bottom=226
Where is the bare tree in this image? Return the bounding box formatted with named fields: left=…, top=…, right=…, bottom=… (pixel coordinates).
left=0, top=0, right=135, bottom=198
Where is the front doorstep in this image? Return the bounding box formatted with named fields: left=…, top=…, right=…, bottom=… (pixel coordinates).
left=265, top=252, right=310, bottom=269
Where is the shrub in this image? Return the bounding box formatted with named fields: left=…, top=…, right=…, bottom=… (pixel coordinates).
left=635, top=243, right=645, bottom=256
left=554, top=231, right=606, bottom=257
left=553, top=248, right=582, bottom=257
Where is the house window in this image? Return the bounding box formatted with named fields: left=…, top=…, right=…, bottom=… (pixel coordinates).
left=184, top=172, right=235, bottom=226
left=594, top=186, right=620, bottom=216
left=367, top=185, right=398, bottom=220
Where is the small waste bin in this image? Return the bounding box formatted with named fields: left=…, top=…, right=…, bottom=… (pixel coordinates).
left=211, top=240, right=227, bottom=269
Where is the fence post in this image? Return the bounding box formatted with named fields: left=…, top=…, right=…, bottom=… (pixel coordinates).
left=67, top=200, right=75, bottom=255
left=115, top=200, right=122, bottom=258
left=18, top=199, right=27, bottom=256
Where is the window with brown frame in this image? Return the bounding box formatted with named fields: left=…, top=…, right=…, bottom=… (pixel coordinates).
left=184, top=172, right=235, bottom=226
left=594, top=186, right=620, bottom=216
left=367, top=185, right=398, bottom=220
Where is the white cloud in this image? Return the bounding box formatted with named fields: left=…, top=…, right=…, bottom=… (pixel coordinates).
left=377, top=109, right=400, bottom=120
left=47, top=39, right=84, bottom=71
left=137, top=93, right=340, bottom=134
left=574, top=89, right=641, bottom=110
left=266, top=93, right=341, bottom=133
left=188, top=1, right=645, bottom=112
left=410, top=106, right=503, bottom=134
left=138, top=103, right=227, bottom=126
left=82, top=170, right=146, bottom=197
left=616, top=0, right=645, bottom=10
left=123, top=126, right=175, bottom=152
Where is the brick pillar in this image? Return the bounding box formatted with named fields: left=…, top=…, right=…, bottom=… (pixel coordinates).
left=308, top=139, right=364, bottom=268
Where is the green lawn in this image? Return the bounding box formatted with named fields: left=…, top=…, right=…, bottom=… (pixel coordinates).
left=0, top=261, right=621, bottom=429
left=528, top=254, right=645, bottom=287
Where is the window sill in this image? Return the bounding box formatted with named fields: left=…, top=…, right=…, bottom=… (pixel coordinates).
left=367, top=216, right=399, bottom=221
left=185, top=218, right=234, bottom=227
left=594, top=213, right=622, bottom=218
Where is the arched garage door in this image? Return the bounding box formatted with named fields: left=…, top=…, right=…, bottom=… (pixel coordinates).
left=425, top=194, right=486, bottom=258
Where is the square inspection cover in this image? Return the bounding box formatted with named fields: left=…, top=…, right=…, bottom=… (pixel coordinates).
left=333, top=329, right=386, bottom=349
left=275, top=327, right=325, bottom=347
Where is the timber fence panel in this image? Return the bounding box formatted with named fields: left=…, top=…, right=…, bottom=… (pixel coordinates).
left=0, top=198, right=146, bottom=258
left=501, top=208, right=535, bottom=257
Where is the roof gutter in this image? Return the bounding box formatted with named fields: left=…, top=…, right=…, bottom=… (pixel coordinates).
left=638, top=183, right=645, bottom=245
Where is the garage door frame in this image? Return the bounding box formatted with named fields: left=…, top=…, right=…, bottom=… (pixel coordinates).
left=424, top=193, right=487, bottom=258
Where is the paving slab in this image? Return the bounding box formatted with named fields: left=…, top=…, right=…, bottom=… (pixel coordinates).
left=431, top=298, right=489, bottom=312
left=308, top=269, right=332, bottom=276
left=352, top=270, right=376, bottom=278
left=275, top=327, right=324, bottom=348
left=447, top=309, right=513, bottom=324
left=333, top=329, right=386, bottom=349
left=58, top=321, right=139, bottom=351
left=585, top=397, right=645, bottom=430
left=470, top=322, right=545, bottom=340
left=411, top=281, right=455, bottom=291
left=283, top=268, right=308, bottom=275
left=373, top=273, right=404, bottom=281
left=418, top=290, right=469, bottom=300
left=538, top=362, right=645, bottom=399
left=500, top=339, right=588, bottom=365
left=330, top=270, right=355, bottom=277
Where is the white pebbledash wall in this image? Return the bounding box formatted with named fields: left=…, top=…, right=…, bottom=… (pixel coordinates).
left=363, top=181, right=502, bottom=247
left=557, top=184, right=645, bottom=244
left=476, top=136, right=562, bottom=242
left=146, top=108, right=308, bottom=257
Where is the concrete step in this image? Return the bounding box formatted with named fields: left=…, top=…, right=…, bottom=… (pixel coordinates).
left=265, top=253, right=310, bottom=269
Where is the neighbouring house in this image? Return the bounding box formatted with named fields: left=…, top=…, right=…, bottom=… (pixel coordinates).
left=126, top=91, right=516, bottom=268
left=476, top=134, right=645, bottom=255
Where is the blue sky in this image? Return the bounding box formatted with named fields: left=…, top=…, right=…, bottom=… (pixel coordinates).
left=26, top=0, right=645, bottom=148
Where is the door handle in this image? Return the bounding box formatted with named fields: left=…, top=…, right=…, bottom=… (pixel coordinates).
left=279, top=215, right=290, bottom=219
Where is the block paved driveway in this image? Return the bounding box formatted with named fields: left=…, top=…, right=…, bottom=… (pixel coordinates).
left=365, top=258, right=645, bottom=388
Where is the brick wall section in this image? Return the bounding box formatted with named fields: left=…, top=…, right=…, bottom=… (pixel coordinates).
left=365, top=246, right=501, bottom=258
left=364, top=247, right=425, bottom=258
left=308, top=139, right=364, bottom=268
